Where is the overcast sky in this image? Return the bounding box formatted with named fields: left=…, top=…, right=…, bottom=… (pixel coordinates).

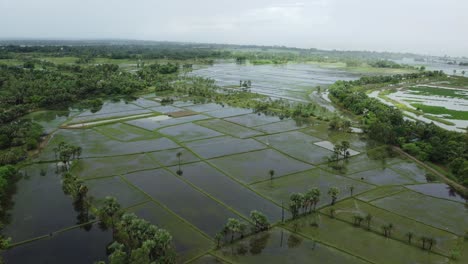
left=1, top=0, right=467, bottom=56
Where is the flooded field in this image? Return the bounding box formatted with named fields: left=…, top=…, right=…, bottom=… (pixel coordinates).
left=3, top=63, right=468, bottom=263
left=190, top=61, right=361, bottom=102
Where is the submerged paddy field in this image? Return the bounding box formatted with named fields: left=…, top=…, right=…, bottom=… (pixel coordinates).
left=3, top=94, right=468, bottom=263
left=1, top=61, right=468, bottom=264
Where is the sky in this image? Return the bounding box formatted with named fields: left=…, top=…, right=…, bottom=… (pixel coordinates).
left=1, top=0, right=467, bottom=57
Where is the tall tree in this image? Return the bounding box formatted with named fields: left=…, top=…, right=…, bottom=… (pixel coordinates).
left=328, top=187, right=340, bottom=205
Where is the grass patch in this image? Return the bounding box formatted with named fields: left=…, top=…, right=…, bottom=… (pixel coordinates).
left=371, top=190, right=468, bottom=236
left=289, top=214, right=449, bottom=264
left=209, top=149, right=314, bottom=184
left=411, top=103, right=468, bottom=120
left=197, top=119, right=263, bottom=138
left=252, top=168, right=374, bottom=207
left=322, top=199, right=461, bottom=256
left=408, top=86, right=468, bottom=99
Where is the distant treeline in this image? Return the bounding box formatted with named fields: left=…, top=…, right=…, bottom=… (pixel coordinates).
left=0, top=40, right=434, bottom=62
left=329, top=71, right=468, bottom=187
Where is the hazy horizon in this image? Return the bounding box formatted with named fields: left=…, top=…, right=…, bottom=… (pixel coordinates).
left=1, top=0, right=467, bottom=57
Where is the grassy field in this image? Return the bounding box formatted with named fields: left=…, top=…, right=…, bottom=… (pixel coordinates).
left=411, top=103, right=468, bottom=120
left=408, top=86, right=468, bottom=99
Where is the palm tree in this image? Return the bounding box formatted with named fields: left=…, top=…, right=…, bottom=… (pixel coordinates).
left=420, top=236, right=427, bottom=249
left=365, top=213, right=373, bottom=230
left=381, top=225, right=389, bottom=237
left=311, top=188, right=321, bottom=212
left=289, top=193, right=305, bottom=218
left=328, top=187, right=340, bottom=205
left=353, top=215, right=364, bottom=227
left=269, top=169, right=275, bottom=182
left=406, top=232, right=414, bottom=244
left=226, top=218, right=241, bottom=243
left=427, top=237, right=436, bottom=251
left=98, top=197, right=122, bottom=238
left=387, top=223, right=394, bottom=238
left=176, top=152, right=183, bottom=175
left=349, top=185, right=355, bottom=196
left=215, top=233, right=222, bottom=248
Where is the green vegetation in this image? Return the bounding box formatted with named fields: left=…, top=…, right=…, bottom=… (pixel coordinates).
left=411, top=103, right=468, bottom=120
left=408, top=86, right=468, bottom=99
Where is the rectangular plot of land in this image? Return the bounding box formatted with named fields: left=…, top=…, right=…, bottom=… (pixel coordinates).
left=125, top=168, right=239, bottom=236
left=184, top=103, right=225, bottom=112
left=69, top=109, right=151, bottom=124
left=256, top=131, right=331, bottom=164
left=185, top=136, right=266, bottom=159
left=349, top=168, right=415, bottom=186
left=94, top=122, right=159, bottom=141
left=356, top=186, right=406, bottom=202
left=72, top=153, right=158, bottom=178
left=371, top=190, right=468, bottom=236
left=168, top=162, right=283, bottom=222
left=148, top=148, right=200, bottom=166
left=341, top=154, right=403, bottom=175
left=406, top=183, right=467, bottom=203
left=225, top=113, right=282, bottom=127
left=325, top=199, right=459, bottom=256
left=389, top=162, right=428, bottom=183
left=197, top=119, right=263, bottom=138
left=290, top=214, right=449, bottom=264
left=43, top=129, right=180, bottom=159
left=252, top=168, right=374, bottom=208
left=130, top=98, right=161, bottom=108
left=205, top=107, right=252, bottom=118
left=254, top=119, right=308, bottom=134
left=148, top=105, right=183, bottom=114
left=126, top=114, right=210, bottom=131
left=314, top=141, right=360, bottom=156
left=86, top=176, right=148, bottom=208
left=215, top=228, right=367, bottom=264
left=209, top=149, right=314, bottom=184
left=159, top=123, right=223, bottom=142
left=2, top=163, right=78, bottom=243
left=130, top=202, right=213, bottom=263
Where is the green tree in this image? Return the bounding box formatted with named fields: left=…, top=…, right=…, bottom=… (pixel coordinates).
left=176, top=152, right=183, bottom=176
left=365, top=213, right=373, bottom=230
left=327, top=187, right=340, bottom=205
left=98, top=196, right=123, bottom=234
left=269, top=169, right=275, bottom=182
left=406, top=232, right=414, bottom=244
left=225, top=218, right=241, bottom=242
left=250, top=210, right=269, bottom=232
left=289, top=193, right=305, bottom=218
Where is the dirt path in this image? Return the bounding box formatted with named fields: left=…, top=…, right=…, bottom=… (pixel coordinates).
left=392, top=146, right=467, bottom=197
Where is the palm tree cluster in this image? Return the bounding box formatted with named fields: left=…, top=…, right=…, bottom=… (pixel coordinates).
left=289, top=187, right=321, bottom=218
left=250, top=210, right=270, bottom=233
left=381, top=223, right=394, bottom=238
left=53, top=141, right=82, bottom=170
left=107, top=214, right=175, bottom=264
left=221, top=218, right=248, bottom=243
left=217, top=210, right=270, bottom=247
left=62, top=172, right=92, bottom=225
left=420, top=236, right=437, bottom=251
left=97, top=197, right=176, bottom=264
